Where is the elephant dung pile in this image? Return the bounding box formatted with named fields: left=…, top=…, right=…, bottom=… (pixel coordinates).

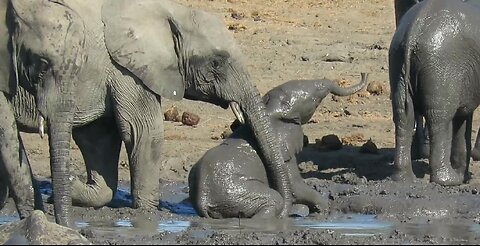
left=164, top=106, right=201, bottom=126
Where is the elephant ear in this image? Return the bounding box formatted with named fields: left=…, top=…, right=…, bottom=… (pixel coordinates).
left=101, top=0, right=184, bottom=101
left=0, top=0, right=14, bottom=94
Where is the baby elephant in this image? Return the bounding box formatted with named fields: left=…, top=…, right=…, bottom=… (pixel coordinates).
left=189, top=73, right=368, bottom=218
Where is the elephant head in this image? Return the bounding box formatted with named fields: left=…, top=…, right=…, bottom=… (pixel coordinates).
left=101, top=0, right=292, bottom=218
left=6, top=0, right=292, bottom=225
left=7, top=0, right=87, bottom=226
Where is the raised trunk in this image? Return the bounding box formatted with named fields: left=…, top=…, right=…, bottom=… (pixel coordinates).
left=241, top=89, right=292, bottom=217
left=48, top=109, right=74, bottom=226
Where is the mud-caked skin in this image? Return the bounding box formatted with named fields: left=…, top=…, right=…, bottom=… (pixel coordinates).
left=189, top=73, right=368, bottom=218
left=1, top=0, right=293, bottom=226
left=394, top=0, right=480, bottom=162
left=0, top=210, right=91, bottom=245
left=390, top=0, right=480, bottom=186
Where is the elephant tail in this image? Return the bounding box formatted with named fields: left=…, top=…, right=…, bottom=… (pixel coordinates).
left=329, top=73, right=368, bottom=96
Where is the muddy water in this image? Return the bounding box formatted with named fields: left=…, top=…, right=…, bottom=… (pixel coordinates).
left=2, top=180, right=480, bottom=244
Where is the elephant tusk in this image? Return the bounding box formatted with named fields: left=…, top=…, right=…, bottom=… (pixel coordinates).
left=230, top=102, right=245, bottom=124
left=11, top=35, right=20, bottom=87
left=38, top=115, right=45, bottom=139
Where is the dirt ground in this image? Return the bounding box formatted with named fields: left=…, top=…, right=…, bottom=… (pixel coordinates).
left=5, top=0, right=480, bottom=244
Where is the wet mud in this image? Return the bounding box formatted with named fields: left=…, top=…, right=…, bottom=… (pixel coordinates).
left=3, top=152, right=480, bottom=245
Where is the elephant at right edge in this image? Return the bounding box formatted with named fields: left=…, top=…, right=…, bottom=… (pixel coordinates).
left=389, top=0, right=480, bottom=185
left=394, top=0, right=480, bottom=162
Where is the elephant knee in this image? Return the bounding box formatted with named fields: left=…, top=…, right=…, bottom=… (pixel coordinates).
left=71, top=178, right=115, bottom=208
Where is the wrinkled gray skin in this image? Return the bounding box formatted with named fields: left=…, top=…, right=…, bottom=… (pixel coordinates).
left=389, top=0, right=480, bottom=185
left=0, top=0, right=44, bottom=219
left=0, top=210, right=91, bottom=245
left=189, top=73, right=368, bottom=218
left=3, top=0, right=291, bottom=226
left=394, top=0, right=480, bottom=162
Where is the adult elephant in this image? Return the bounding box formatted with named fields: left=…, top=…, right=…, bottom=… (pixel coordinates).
left=0, top=0, right=44, bottom=218
left=394, top=0, right=480, bottom=162
left=389, top=0, right=480, bottom=185
left=5, top=0, right=291, bottom=226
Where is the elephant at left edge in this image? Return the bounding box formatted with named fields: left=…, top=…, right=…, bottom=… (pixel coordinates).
left=3, top=0, right=292, bottom=226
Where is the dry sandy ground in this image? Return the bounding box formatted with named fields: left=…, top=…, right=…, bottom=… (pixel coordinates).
left=5, top=0, right=480, bottom=244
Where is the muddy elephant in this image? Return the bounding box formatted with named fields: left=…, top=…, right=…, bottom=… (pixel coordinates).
left=4, top=0, right=292, bottom=226
left=189, top=73, right=368, bottom=218
left=394, top=0, right=480, bottom=162
left=389, top=0, right=480, bottom=185
left=0, top=210, right=91, bottom=245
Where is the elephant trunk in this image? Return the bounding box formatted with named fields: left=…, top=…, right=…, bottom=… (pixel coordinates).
left=48, top=106, right=74, bottom=227
left=238, top=87, right=292, bottom=217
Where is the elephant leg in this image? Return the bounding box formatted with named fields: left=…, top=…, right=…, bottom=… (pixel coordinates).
left=0, top=178, right=7, bottom=210
left=427, top=114, right=463, bottom=186
left=412, top=114, right=429, bottom=159
left=286, top=158, right=327, bottom=212
left=450, top=114, right=472, bottom=182
left=451, top=116, right=467, bottom=174
left=471, top=127, right=480, bottom=161
left=111, top=78, right=163, bottom=209
left=216, top=181, right=283, bottom=219
left=0, top=93, right=41, bottom=218
left=392, top=94, right=416, bottom=182
left=71, top=117, right=122, bottom=208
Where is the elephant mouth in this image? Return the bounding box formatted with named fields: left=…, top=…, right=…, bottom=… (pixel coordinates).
left=230, top=102, right=245, bottom=124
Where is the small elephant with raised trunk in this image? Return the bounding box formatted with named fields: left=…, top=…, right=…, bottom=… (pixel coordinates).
left=189, top=73, right=368, bottom=218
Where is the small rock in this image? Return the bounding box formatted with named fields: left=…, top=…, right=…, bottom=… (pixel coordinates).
left=360, top=139, right=379, bottom=154
left=366, top=81, right=387, bottom=95
left=164, top=106, right=180, bottom=122
left=182, top=112, right=200, bottom=126
left=315, top=134, right=342, bottom=151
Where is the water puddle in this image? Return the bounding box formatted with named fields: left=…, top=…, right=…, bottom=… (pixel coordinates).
left=2, top=182, right=479, bottom=243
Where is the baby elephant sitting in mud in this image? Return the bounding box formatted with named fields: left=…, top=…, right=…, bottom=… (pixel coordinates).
left=189, top=73, right=368, bottom=218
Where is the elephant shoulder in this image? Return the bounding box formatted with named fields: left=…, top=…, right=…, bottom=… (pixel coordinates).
left=101, top=0, right=185, bottom=101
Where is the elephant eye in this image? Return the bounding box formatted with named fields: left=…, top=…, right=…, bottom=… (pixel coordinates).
left=211, top=59, right=221, bottom=70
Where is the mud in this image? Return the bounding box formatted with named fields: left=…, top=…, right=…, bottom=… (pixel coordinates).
left=3, top=0, right=480, bottom=244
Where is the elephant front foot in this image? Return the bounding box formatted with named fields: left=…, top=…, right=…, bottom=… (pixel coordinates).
left=430, top=167, right=464, bottom=186
left=391, top=168, right=415, bottom=182
left=472, top=147, right=480, bottom=161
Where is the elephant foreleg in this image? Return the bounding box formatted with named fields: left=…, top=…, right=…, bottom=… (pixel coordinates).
left=0, top=179, right=7, bottom=210
left=287, top=157, right=327, bottom=212
left=71, top=117, right=122, bottom=208
left=111, top=78, right=163, bottom=209
left=0, top=93, right=41, bottom=218
left=427, top=113, right=463, bottom=186
left=471, top=127, right=480, bottom=161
